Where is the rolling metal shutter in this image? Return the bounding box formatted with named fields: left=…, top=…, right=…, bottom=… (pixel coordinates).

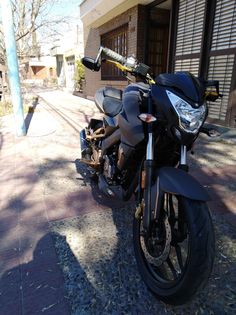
left=208, top=55, right=235, bottom=121
left=174, top=0, right=205, bottom=75
left=207, top=0, right=236, bottom=123
left=174, top=0, right=236, bottom=125
left=175, top=0, right=205, bottom=56
left=175, top=58, right=200, bottom=76
left=211, top=0, right=236, bottom=50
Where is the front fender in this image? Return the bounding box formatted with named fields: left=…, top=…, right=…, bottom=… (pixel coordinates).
left=152, top=167, right=210, bottom=202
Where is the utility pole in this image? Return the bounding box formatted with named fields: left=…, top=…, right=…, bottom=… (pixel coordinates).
left=1, top=0, right=26, bottom=136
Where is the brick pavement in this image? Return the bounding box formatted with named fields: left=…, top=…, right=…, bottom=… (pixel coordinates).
left=190, top=166, right=236, bottom=224
left=0, top=89, right=235, bottom=314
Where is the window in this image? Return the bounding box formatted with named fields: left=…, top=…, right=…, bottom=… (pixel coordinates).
left=207, top=55, right=235, bottom=121
left=66, top=56, right=75, bottom=82
left=211, top=0, right=236, bottom=51
left=101, top=24, right=128, bottom=80
left=207, top=0, right=236, bottom=124
left=174, top=0, right=205, bottom=75
left=173, top=0, right=236, bottom=126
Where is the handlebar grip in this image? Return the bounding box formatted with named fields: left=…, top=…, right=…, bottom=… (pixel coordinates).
left=102, top=47, right=126, bottom=64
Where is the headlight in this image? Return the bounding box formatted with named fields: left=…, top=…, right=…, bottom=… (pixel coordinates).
left=166, top=91, right=206, bottom=134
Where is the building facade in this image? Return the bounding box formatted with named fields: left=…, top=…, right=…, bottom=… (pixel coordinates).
left=22, top=56, right=57, bottom=83
left=51, top=21, right=84, bottom=92
left=80, top=0, right=236, bottom=127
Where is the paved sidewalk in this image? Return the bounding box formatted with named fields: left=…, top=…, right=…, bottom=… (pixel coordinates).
left=0, top=90, right=121, bottom=315
left=0, top=89, right=235, bottom=315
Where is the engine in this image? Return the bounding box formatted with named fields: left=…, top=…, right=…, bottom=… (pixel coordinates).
left=103, top=153, right=117, bottom=184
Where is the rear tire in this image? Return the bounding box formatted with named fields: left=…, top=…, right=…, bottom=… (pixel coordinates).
left=133, top=196, right=215, bottom=305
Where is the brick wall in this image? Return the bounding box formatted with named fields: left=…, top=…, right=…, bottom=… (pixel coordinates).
left=28, top=66, right=56, bottom=80
left=83, top=5, right=147, bottom=97
left=137, top=5, right=148, bottom=62
left=29, top=66, right=47, bottom=79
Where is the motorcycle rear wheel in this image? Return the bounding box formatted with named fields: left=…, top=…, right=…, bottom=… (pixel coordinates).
left=133, top=196, right=215, bottom=305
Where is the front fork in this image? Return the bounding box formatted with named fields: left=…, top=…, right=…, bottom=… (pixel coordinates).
left=142, top=141, right=188, bottom=234
left=142, top=90, right=155, bottom=234
left=179, top=145, right=188, bottom=172
left=141, top=91, right=188, bottom=234
left=143, top=134, right=155, bottom=234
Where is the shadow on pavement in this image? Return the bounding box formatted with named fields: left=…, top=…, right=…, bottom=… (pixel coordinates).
left=25, top=96, right=39, bottom=133
left=0, top=233, right=71, bottom=315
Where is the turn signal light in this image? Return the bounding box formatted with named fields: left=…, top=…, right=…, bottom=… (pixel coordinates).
left=138, top=113, right=157, bottom=123
left=141, top=170, right=146, bottom=189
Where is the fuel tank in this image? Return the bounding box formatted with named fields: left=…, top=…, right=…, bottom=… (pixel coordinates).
left=118, top=83, right=149, bottom=147
left=117, top=83, right=149, bottom=170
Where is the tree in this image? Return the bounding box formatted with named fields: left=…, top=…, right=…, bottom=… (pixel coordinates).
left=0, top=0, right=70, bottom=62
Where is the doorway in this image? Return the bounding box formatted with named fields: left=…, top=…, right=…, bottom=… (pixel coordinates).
left=147, top=0, right=171, bottom=77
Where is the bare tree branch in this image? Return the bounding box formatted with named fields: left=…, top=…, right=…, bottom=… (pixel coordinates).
left=1, top=0, right=71, bottom=60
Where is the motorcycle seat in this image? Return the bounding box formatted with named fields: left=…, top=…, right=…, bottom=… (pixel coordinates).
left=95, top=87, right=123, bottom=117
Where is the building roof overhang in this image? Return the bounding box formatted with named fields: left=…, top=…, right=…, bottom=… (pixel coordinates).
left=80, top=0, right=153, bottom=27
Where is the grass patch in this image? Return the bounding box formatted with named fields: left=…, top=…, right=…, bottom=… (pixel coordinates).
left=0, top=100, right=29, bottom=117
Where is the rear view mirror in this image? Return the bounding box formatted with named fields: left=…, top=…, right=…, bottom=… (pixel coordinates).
left=81, top=57, right=100, bottom=71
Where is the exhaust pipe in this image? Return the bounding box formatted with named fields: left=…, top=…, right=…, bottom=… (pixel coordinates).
left=80, top=129, right=100, bottom=169
left=80, top=129, right=91, bottom=159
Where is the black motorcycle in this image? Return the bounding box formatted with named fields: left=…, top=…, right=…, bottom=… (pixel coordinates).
left=81, top=47, right=220, bottom=305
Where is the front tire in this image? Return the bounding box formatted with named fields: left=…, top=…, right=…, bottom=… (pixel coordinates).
left=133, top=196, right=215, bottom=305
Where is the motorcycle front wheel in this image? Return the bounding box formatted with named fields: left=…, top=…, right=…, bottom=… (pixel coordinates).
left=133, top=195, right=215, bottom=305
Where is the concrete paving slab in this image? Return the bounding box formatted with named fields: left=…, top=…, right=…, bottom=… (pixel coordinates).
left=25, top=102, right=59, bottom=137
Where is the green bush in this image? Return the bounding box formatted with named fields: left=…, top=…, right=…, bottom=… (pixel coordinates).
left=0, top=100, right=30, bottom=117
left=0, top=100, right=13, bottom=116
left=74, top=59, right=85, bottom=91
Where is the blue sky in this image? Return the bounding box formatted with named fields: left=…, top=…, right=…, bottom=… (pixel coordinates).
left=0, top=0, right=84, bottom=52
left=0, top=1, right=84, bottom=22
left=52, top=0, right=83, bottom=18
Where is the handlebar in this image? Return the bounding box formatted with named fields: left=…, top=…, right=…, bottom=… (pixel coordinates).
left=205, top=80, right=220, bottom=95
left=83, top=47, right=222, bottom=93
left=204, top=80, right=223, bottom=102
left=102, top=47, right=126, bottom=64
left=101, top=46, right=152, bottom=80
